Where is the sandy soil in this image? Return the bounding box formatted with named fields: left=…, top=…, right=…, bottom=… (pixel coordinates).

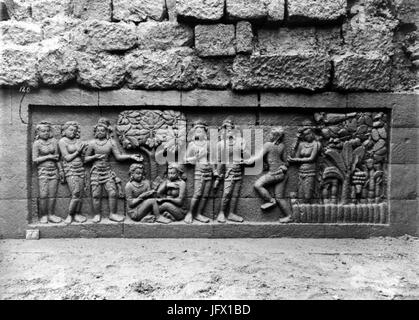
left=0, top=236, right=418, bottom=300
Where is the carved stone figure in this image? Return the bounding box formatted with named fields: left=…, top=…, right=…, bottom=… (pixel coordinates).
left=84, top=118, right=142, bottom=223
left=125, top=163, right=171, bottom=224
left=58, top=121, right=87, bottom=224
left=184, top=120, right=217, bottom=224
left=32, top=121, right=63, bottom=224
left=215, top=119, right=246, bottom=223
left=156, top=163, right=187, bottom=222
left=246, top=127, right=292, bottom=223
left=288, top=123, right=321, bottom=203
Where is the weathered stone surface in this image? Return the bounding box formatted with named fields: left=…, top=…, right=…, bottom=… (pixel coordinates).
left=395, top=0, right=418, bottom=25
left=180, top=89, right=258, bottom=106
left=75, top=51, right=125, bottom=89
left=0, top=44, right=39, bottom=87
left=236, top=21, right=253, bottom=53
left=166, top=0, right=177, bottom=21
left=226, top=0, right=285, bottom=21
left=0, top=0, right=9, bottom=20
left=137, top=21, right=193, bottom=50
left=195, top=24, right=236, bottom=57
left=37, top=41, right=76, bottom=86
left=232, top=53, right=331, bottom=91
left=390, top=128, right=418, bottom=164
left=176, top=0, right=224, bottom=21
left=257, top=27, right=317, bottom=54
left=343, top=18, right=395, bottom=55
left=390, top=164, right=418, bottom=199
left=196, top=58, right=233, bottom=89
left=287, top=0, right=346, bottom=23
left=125, top=47, right=197, bottom=90
left=3, top=0, right=30, bottom=20
left=333, top=53, right=392, bottom=91
left=31, top=0, right=71, bottom=21
left=260, top=92, right=347, bottom=109
left=72, top=20, right=137, bottom=52
left=0, top=21, right=42, bottom=45
left=70, top=0, right=111, bottom=21
left=42, top=16, right=81, bottom=39
left=113, top=0, right=165, bottom=23
left=0, top=199, right=28, bottom=238
left=316, top=27, right=344, bottom=54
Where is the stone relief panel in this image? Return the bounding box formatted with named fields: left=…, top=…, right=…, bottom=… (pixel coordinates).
left=29, top=107, right=390, bottom=226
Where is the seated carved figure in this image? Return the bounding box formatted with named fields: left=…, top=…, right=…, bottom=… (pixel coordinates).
left=125, top=163, right=171, bottom=224
left=156, top=163, right=187, bottom=222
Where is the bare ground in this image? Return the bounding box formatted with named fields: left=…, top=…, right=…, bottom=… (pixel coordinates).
left=0, top=237, right=418, bottom=300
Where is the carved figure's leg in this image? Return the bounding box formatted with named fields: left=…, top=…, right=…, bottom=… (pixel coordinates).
left=106, top=180, right=124, bottom=222
left=218, top=179, right=233, bottom=223
left=185, top=176, right=204, bottom=224
left=38, top=177, right=49, bottom=223
left=47, top=178, right=61, bottom=223
left=274, top=176, right=292, bottom=222
left=160, top=202, right=185, bottom=221
left=91, top=184, right=102, bottom=223
left=254, top=174, right=276, bottom=210
left=195, top=179, right=211, bottom=223
left=227, top=179, right=243, bottom=222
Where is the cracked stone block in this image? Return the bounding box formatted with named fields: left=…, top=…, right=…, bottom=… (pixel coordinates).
left=0, top=20, right=42, bottom=45
left=0, top=44, right=39, bottom=87
left=232, top=53, right=331, bottom=91
left=195, top=24, right=236, bottom=57
left=31, top=0, right=72, bottom=21
left=236, top=21, right=253, bottom=54
left=137, top=21, right=193, bottom=50
left=287, top=0, right=346, bottom=23
left=113, top=0, right=165, bottom=23
left=75, top=51, right=125, bottom=89
left=72, top=20, right=137, bottom=52
left=333, top=53, right=392, bottom=91
left=42, top=16, right=81, bottom=39
left=176, top=0, right=224, bottom=21
left=3, top=0, right=31, bottom=20
left=226, top=0, right=285, bottom=22
left=70, top=0, right=112, bottom=21
left=196, top=58, right=233, bottom=89
left=125, top=47, right=198, bottom=89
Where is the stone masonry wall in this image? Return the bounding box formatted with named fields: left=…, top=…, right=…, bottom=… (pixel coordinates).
left=0, top=0, right=417, bottom=92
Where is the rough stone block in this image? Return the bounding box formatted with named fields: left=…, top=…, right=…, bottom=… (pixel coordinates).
left=72, top=20, right=137, bottom=52
left=0, top=199, right=28, bottom=239
left=75, top=51, right=125, bottom=89
left=37, top=42, right=77, bottom=86
left=195, top=24, right=236, bottom=57
left=343, top=19, right=395, bottom=55
left=42, top=16, right=81, bottom=39
left=315, top=26, right=344, bottom=54
left=70, top=0, right=111, bottom=21
left=0, top=21, right=42, bottom=45
left=389, top=164, right=418, bottom=199
left=390, top=128, right=418, bottom=164
left=196, top=58, right=233, bottom=89
left=125, top=47, right=198, bottom=90
left=166, top=0, right=177, bottom=21
left=232, top=53, right=331, bottom=91
left=395, top=0, right=418, bottom=25
left=257, top=27, right=317, bottom=54
left=176, top=0, right=224, bottom=21
left=0, top=1, right=8, bottom=20
left=333, top=53, right=392, bottom=91
left=113, top=0, right=165, bottom=23
left=3, top=0, right=31, bottom=21
left=0, top=44, right=39, bottom=87
left=31, top=0, right=71, bottom=21
left=226, top=0, right=285, bottom=22
left=287, top=0, right=346, bottom=23
left=235, top=21, right=253, bottom=54
left=137, top=21, right=193, bottom=50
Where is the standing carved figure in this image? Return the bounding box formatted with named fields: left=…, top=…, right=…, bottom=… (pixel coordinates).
left=32, top=121, right=63, bottom=224
left=288, top=125, right=321, bottom=203
left=84, top=118, right=142, bottom=223
left=58, top=121, right=87, bottom=224
left=156, top=163, right=187, bottom=222
left=184, top=120, right=217, bottom=224
left=246, top=127, right=292, bottom=222
left=215, top=119, right=247, bottom=223
left=125, top=163, right=171, bottom=223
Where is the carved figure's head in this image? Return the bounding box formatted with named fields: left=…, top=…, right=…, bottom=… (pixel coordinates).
left=35, top=121, right=53, bottom=140
left=167, top=163, right=185, bottom=181
left=269, top=127, right=284, bottom=143
left=365, top=158, right=374, bottom=169
left=62, top=121, right=81, bottom=139
left=302, top=128, right=315, bottom=142
left=190, top=120, right=208, bottom=142
left=94, top=118, right=112, bottom=139
left=129, top=163, right=144, bottom=182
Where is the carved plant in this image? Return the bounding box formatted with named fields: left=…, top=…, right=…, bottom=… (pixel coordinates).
left=325, top=141, right=365, bottom=204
